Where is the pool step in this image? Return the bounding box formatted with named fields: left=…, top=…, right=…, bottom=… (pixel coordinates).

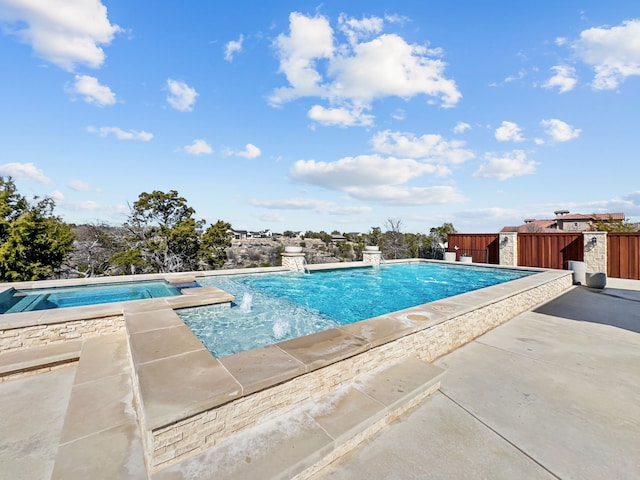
left=51, top=332, right=148, bottom=479
left=0, top=340, right=81, bottom=381
left=152, top=356, right=444, bottom=480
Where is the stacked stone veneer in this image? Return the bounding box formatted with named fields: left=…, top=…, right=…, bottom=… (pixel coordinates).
left=499, top=232, right=518, bottom=266
left=583, top=232, right=607, bottom=273
left=149, top=272, right=572, bottom=470
left=281, top=253, right=306, bottom=272
left=362, top=251, right=382, bottom=266
left=0, top=315, right=124, bottom=352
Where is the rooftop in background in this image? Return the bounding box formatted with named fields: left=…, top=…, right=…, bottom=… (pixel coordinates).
left=501, top=211, right=627, bottom=233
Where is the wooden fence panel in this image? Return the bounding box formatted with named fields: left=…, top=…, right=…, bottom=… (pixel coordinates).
left=517, top=233, right=583, bottom=269
left=608, top=233, right=640, bottom=280
left=447, top=234, right=499, bottom=264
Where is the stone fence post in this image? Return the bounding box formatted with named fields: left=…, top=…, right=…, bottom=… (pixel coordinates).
left=498, top=232, right=517, bottom=266
left=583, top=232, right=607, bottom=274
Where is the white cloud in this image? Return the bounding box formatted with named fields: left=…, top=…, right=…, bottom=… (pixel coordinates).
left=308, top=105, right=374, bottom=127
left=391, top=109, right=406, bottom=120
left=87, top=126, right=153, bottom=141
left=68, top=180, right=92, bottom=191
left=183, top=139, right=212, bottom=156
left=453, top=122, right=471, bottom=134
left=504, top=69, right=527, bottom=83
left=495, top=121, right=524, bottom=142
left=474, top=150, right=538, bottom=180
left=166, top=79, right=198, bottom=111
left=0, top=162, right=50, bottom=184
left=371, top=130, right=474, bottom=165
left=269, top=12, right=461, bottom=117
left=67, top=74, right=116, bottom=106
left=257, top=212, right=286, bottom=223
left=0, top=0, right=121, bottom=71
left=338, top=13, right=384, bottom=46
left=542, top=65, right=577, bottom=93
left=290, top=155, right=437, bottom=190
left=328, top=33, right=460, bottom=107
left=48, top=190, right=64, bottom=201
left=346, top=185, right=467, bottom=206
left=224, top=34, right=244, bottom=62
left=236, top=144, right=261, bottom=159
left=572, top=19, right=640, bottom=90
left=250, top=198, right=333, bottom=210
left=270, top=12, right=334, bottom=104
left=540, top=118, right=581, bottom=142
left=250, top=197, right=372, bottom=216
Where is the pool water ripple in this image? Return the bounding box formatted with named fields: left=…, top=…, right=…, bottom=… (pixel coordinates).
left=178, top=263, right=533, bottom=358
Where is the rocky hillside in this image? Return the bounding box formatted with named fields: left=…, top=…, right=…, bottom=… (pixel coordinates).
left=223, top=237, right=356, bottom=269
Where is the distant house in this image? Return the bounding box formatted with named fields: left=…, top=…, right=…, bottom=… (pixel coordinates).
left=501, top=210, right=625, bottom=233
left=229, top=228, right=248, bottom=240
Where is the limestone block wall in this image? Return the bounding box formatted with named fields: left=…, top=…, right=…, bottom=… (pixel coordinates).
left=583, top=232, right=607, bottom=273
left=0, top=315, right=124, bottom=352
left=149, top=272, right=572, bottom=470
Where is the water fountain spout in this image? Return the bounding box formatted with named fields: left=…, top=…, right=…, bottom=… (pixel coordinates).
left=239, top=292, right=253, bottom=313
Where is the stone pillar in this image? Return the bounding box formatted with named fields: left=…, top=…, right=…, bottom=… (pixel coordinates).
left=499, top=232, right=517, bottom=266
left=281, top=253, right=306, bottom=272
left=583, top=232, right=607, bottom=274
left=363, top=251, right=382, bottom=266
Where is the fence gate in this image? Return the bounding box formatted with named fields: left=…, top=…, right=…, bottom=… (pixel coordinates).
left=517, top=233, right=582, bottom=269
left=608, top=233, right=640, bottom=280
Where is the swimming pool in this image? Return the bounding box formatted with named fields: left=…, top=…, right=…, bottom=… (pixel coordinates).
left=0, top=280, right=183, bottom=314
left=179, top=262, right=534, bottom=357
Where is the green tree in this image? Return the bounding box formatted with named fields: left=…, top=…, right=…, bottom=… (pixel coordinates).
left=366, top=227, right=382, bottom=248
left=0, top=177, right=74, bottom=281
left=429, top=222, right=457, bottom=246
left=109, top=248, right=146, bottom=275
left=123, top=190, right=203, bottom=273
left=590, top=217, right=636, bottom=232
left=116, top=190, right=231, bottom=274
left=200, top=220, right=232, bottom=269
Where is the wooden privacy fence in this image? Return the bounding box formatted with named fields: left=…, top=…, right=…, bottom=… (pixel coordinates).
left=447, top=234, right=499, bottom=264
left=517, top=233, right=583, bottom=270
left=608, top=233, right=640, bottom=279
left=447, top=231, right=640, bottom=280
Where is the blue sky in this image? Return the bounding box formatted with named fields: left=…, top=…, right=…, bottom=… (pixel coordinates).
left=0, top=1, right=639, bottom=234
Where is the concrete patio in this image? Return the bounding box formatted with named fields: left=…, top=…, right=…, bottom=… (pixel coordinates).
left=312, top=277, right=640, bottom=479
left=1, top=276, right=638, bottom=479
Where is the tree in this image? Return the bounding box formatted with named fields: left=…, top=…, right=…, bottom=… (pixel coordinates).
left=429, top=222, right=457, bottom=247
left=123, top=190, right=203, bottom=273
left=0, top=177, right=74, bottom=281
left=422, top=222, right=457, bottom=259
left=116, top=190, right=232, bottom=274
left=367, top=227, right=382, bottom=247
left=590, top=216, right=637, bottom=232
left=200, top=220, right=232, bottom=269
left=65, top=223, right=123, bottom=277
left=383, top=218, right=408, bottom=259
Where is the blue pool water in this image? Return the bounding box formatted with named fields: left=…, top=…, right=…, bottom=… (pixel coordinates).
left=0, top=280, right=182, bottom=314
left=179, top=263, right=533, bottom=357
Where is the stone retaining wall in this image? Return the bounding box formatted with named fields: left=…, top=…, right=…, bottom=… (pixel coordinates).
left=0, top=315, right=124, bottom=352
left=149, top=272, right=571, bottom=470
